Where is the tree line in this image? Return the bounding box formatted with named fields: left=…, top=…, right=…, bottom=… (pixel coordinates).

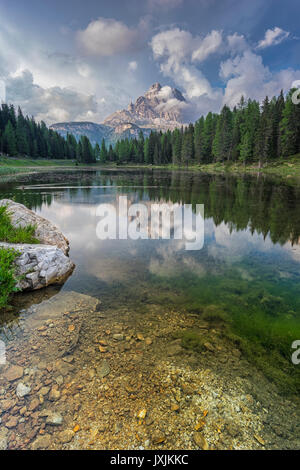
left=100, top=88, right=300, bottom=166
left=1, top=88, right=300, bottom=165
left=0, top=104, right=98, bottom=163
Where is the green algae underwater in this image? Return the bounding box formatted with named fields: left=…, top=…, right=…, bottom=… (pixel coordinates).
left=1, top=168, right=300, bottom=395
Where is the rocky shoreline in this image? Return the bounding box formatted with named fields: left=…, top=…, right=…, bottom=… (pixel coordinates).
left=0, top=199, right=75, bottom=291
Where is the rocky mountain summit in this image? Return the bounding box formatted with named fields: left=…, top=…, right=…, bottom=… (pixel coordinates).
left=103, top=82, right=186, bottom=132
left=50, top=83, right=187, bottom=145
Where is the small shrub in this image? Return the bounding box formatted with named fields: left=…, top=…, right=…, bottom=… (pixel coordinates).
left=0, top=206, right=38, bottom=244
left=0, top=247, right=20, bottom=309
left=0, top=205, right=39, bottom=309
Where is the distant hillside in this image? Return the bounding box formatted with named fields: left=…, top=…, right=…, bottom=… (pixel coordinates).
left=50, top=121, right=152, bottom=146
left=49, top=122, right=113, bottom=146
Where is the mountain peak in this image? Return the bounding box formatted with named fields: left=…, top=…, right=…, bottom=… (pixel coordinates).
left=148, top=82, right=162, bottom=92
left=51, top=83, right=187, bottom=146
left=103, top=82, right=186, bottom=131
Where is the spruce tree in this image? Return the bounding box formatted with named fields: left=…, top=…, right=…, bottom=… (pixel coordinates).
left=3, top=121, right=17, bottom=155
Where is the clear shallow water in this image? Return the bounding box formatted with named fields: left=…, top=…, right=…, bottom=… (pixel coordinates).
left=1, top=169, right=300, bottom=394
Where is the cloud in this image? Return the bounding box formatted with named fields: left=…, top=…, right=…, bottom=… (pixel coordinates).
left=151, top=25, right=300, bottom=120
left=154, top=85, right=190, bottom=119
left=257, top=26, right=290, bottom=49
left=151, top=28, right=223, bottom=69
left=128, top=61, right=138, bottom=71
left=150, top=28, right=224, bottom=118
left=150, top=28, right=222, bottom=103
left=6, top=70, right=98, bottom=124
left=191, top=30, right=223, bottom=62
left=77, top=17, right=139, bottom=56
left=227, top=33, right=248, bottom=54
left=0, top=14, right=143, bottom=124
left=221, top=50, right=300, bottom=107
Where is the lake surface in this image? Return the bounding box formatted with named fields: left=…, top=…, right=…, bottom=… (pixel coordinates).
left=0, top=168, right=300, bottom=450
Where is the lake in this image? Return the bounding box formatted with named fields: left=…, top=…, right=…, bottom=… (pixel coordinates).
left=0, top=168, right=299, bottom=450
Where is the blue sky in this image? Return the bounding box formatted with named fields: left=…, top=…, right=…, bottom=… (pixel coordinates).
left=0, top=0, right=299, bottom=124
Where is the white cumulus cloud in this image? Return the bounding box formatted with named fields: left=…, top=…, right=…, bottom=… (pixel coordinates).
left=150, top=27, right=224, bottom=118
left=221, top=50, right=300, bottom=108
left=6, top=70, right=98, bottom=124
left=257, top=26, right=290, bottom=49
left=150, top=26, right=300, bottom=120
left=77, top=17, right=139, bottom=56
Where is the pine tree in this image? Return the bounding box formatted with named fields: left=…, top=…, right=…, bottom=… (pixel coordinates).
left=100, top=139, right=108, bottom=163
left=212, top=106, right=233, bottom=162
left=194, top=117, right=204, bottom=163
left=181, top=125, right=194, bottom=165
left=80, top=136, right=95, bottom=163
left=255, top=97, right=273, bottom=166
left=3, top=121, right=17, bottom=155
left=280, top=89, right=300, bottom=157
left=172, top=128, right=182, bottom=165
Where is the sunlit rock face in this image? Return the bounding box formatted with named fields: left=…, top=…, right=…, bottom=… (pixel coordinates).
left=103, top=82, right=187, bottom=131
left=0, top=242, right=75, bottom=291
left=0, top=199, right=70, bottom=255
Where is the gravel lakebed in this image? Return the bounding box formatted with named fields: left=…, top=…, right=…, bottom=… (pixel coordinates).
left=0, top=291, right=299, bottom=450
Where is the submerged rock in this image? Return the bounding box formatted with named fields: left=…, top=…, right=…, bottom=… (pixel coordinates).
left=31, top=434, right=52, bottom=450
left=44, top=411, right=63, bottom=426
left=3, top=365, right=24, bottom=382
left=98, top=360, right=110, bottom=378
left=0, top=429, right=8, bottom=450
left=193, top=432, right=209, bottom=450
left=16, top=382, right=31, bottom=398
left=19, top=291, right=100, bottom=361
left=58, top=430, right=75, bottom=444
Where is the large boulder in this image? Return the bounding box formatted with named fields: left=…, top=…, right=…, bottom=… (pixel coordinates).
left=0, top=242, right=75, bottom=291
left=0, top=199, right=69, bottom=255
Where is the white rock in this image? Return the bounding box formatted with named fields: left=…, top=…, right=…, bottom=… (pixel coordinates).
left=46, top=412, right=63, bottom=426
left=16, top=382, right=31, bottom=398
left=0, top=242, right=75, bottom=291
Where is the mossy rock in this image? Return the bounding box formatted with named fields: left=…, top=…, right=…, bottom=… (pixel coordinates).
left=202, top=305, right=228, bottom=324
left=260, top=295, right=284, bottom=316
left=174, top=330, right=206, bottom=353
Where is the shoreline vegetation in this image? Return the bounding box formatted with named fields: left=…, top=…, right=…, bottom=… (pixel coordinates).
left=0, top=206, right=38, bottom=309
left=1, top=154, right=300, bottom=183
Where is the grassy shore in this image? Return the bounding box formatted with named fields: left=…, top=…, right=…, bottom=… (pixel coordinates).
left=118, top=154, right=300, bottom=181
left=0, top=206, right=38, bottom=309
left=1, top=154, right=300, bottom=182
left=0, top=156, right=79, bottom=179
